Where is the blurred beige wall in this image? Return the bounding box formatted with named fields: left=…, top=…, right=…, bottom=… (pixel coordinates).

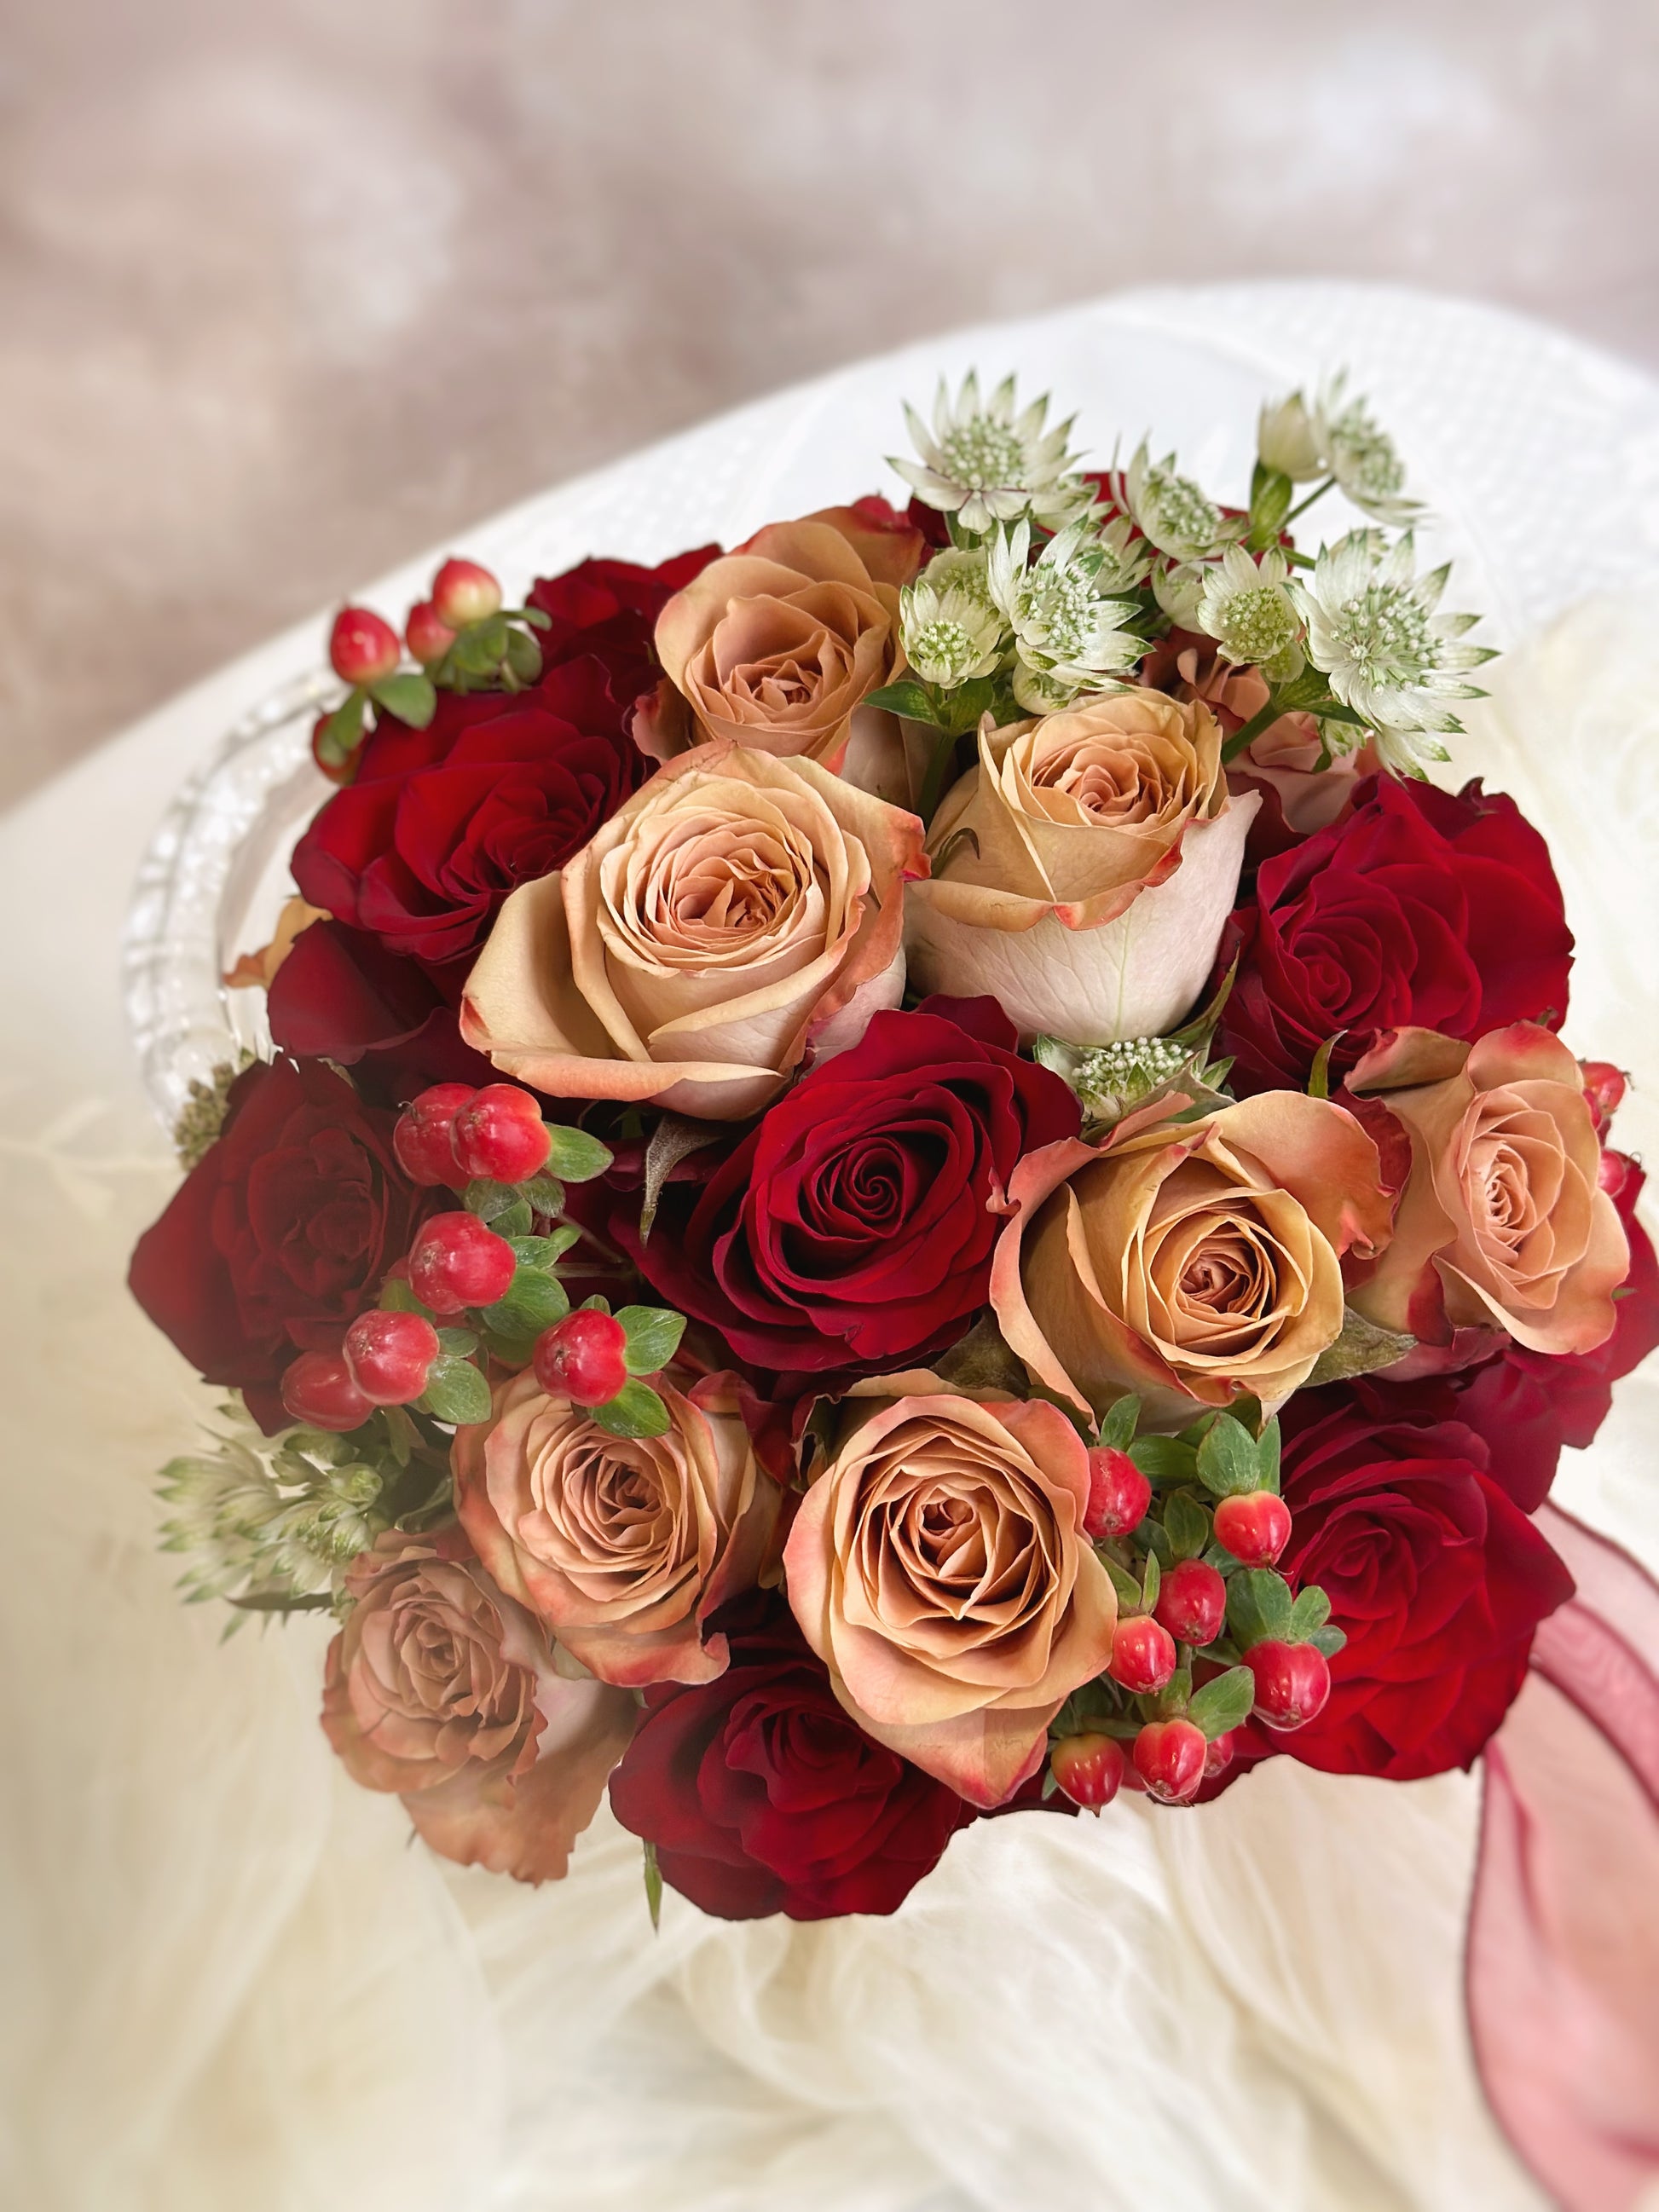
left=2, top=0, right=1654, bottom=808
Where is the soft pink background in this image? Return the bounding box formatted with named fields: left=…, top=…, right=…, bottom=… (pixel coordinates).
left=3, top=0, right=1654, bottom=807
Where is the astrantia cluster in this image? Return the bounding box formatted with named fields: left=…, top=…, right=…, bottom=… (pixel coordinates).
left=130, top=381, right=1654, bottom=1933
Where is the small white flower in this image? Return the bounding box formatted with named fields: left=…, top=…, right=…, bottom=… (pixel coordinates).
left=988, top=520, right=1145, bottom=701
left=1294, top=530, right=1493, bottom=774
left=1151, top=558, right=1210, bottom=632
left=1312, top=372, right=1421, bottom=525
left=899, top=557, right=1006, bottom=690
left=1197, top=543, right=1305, bottom=679
left=891, top=371, right=1082, bottom=534
left=1081, top=507, right=1155, bottom=595
left=1257, top=391, right=1324, bottom=482
left=1119, top=442, right=1241, bottom=561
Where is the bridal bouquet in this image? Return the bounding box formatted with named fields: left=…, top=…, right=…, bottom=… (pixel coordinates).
left=130, top=371, right=1658, bottom=1925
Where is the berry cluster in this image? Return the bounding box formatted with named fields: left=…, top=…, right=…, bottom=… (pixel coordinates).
left=1048, top=1398, right=1343, bottom=1811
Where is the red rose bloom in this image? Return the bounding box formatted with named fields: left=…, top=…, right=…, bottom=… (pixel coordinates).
left=1217, top=775, right=1573, bottom=1094
left=624, top=997, right=1079, bottom=1373
left=1269, top=1401, right=1575, bottom=1781
left=608, top=1591, right=972, bottom=1920
left=128, top=1059, right=431, bottom=1431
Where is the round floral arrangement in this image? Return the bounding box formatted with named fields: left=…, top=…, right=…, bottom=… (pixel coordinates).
left=134, top=377, right=1657, bottom=1940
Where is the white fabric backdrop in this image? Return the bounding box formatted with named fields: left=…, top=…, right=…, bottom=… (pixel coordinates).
left=3, top=284, right=1656, bottom=2212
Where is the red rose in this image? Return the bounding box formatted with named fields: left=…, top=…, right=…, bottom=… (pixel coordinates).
left=622, top=997, right=1079, bottom=1374
left=1268, top=1401, right=1575, bottom=1781
left=608, top=1591, right=972, bottom=1920
left=525, top=545, right=720, bottom=675
left=128, top=1059, right=431, bottom=1430
left=1217, top=775, right=1573, bottom=1093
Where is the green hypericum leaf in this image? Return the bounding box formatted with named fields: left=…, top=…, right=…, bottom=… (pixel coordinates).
left=518, top=1173, right=567, bottom=1220
left=1195, top=1416, right=1262, bottom=1499
left=1162, top=1490, right=1211, bottom=1562
left=1150, top=1662, right=1192, bottom=1721
left=464, top=1178, right=522, bottom=1222
left=503, top=626, right=543, bottom=684
left=1188, top=1665, right=1257, bottom=1741
left=1141, top=1551, right=1161, bottom=1612
left=379, top=1276, right=434, bottom=1318
left=1306, top=1031, right=1344, bottom=1100
left=1308, top=1623, right=1348, bottom=1658
left=643, top=1841, right=663, bottom=1932
left=419, top=1355, right=493, bottom=1426
left=478, top=1268, right=569, bottom=1338
left=1226, top=1567, right=1295, bottom=1649
left=864, top=677, right=942, bottom=725
left=1257, top=1416, right=1281, bottom=1498
left=939, top=674, right=999, bottom=736
left=436, top=1326, right=479, bottom=1356
left=1097, top=1395, right=1140, bottom=1452
left=1101, top=1556, right=1144, bottom=1611
left=543, top=1125, right=615, bottom=1183
left=1305, top=1307, right=1418, bottom=1389
left=1142, top=1519, right=1174, bottom=1568
left=589, top=1379, right=670, bottom=1440
left=615, top=1304, right=686, bottom=1377
left=1289, top=1585, right=1332, bottom=1640
left=367, top=671, right=437, bottom=729
left=581, top=1294, right=611, bottom=1315
left=508, top=1227, right=581, bottom=1270
left=316, top=688, right=366, bottom=766
left=1130, top=1435, right=1199, bottom=1487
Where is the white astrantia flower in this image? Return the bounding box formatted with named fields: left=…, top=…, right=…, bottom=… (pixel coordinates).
left=987, top=519, right=1145, bottom=702
left=1257, top=391, right=1324, bottom=482
left=1082, top=508, right=1155, bottom=595
left=1151, top=558, right=1209, bottom=632
left=899, top=562, right=1007, bottom=690
left=1198, top=543, right=1305, bottom=680
left=890, top=371, right=1083, bottom=534
left=1119, top=442, right=1242, bottom=562
left=1312, top=372, right=1421, bottom=525
left=1294, top=530, right=1494, bottom=775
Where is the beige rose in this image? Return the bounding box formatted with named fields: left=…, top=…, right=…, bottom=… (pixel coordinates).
left=321, top=1524, right=634, bottom=1885
left=991, top=1094, right=1396, bottom=1425
left=649, top=508, right=923, bottom=790
left=782, top=1390, right=1118, bottom=1807
left=460, top=741, right=927, bottom=1119
left=904, top=691, right=1257, bottom=1042
left=1347, top=1024, right=1628, bottom=1356
left=454, top=1370, right=780, bottom=1687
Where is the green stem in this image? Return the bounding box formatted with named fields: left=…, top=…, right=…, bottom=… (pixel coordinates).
left=916, top=725, right=962, bottom=825
left=1220, top=698, right=1281, bottom=764
left=1280, top=476, right=1336, bottom=530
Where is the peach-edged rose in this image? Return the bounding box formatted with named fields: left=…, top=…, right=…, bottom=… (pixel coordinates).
left=782, top=1389, right=1118, bottom=1807
left=454, top=1368, right=781, bottom=1687
left=460, top=741, right=927, bottom=1120
left=1346, top=1024, right=1628, bottom=1358
left=903, top=691, right=1257, bottom=1042
left=991, top=1093, right=1396, bottom=1426
left=321, top=1523, right=635, bottom=1884
left=647, top=507, right=925, bottom=797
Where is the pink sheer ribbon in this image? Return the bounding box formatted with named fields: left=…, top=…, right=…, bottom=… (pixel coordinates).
left=1469, top=1503, right=1659, bottom=2210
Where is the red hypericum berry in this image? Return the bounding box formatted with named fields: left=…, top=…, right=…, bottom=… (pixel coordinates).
left=1245, top=1640, right=1332, bottom=1731
left=533, top=1310, right=630, bottom=1407
left=1204, top=1729, right=1238, bottom=1779
left=1154, top=1557, right=1228, bottom=1648
left=1132, top=1718, right=1208, bottom=1805
left=392, top=1083, right=477, bottom=1187
left=451, top=1084, right=552, bottom=1185
left=405, top=598, right=457, bottom=667
left=1084, top=1445, right=1152, bottom=1540
left=1581, top=1060, right=1627, bottom=1135
left=1108, top=1612, right=1177, bottom=1695
left=1049, top=1733, right=1126, bottom=1814
left=343, top=1308, right=441, bottom=1405
left=407, top=1211, right=517, bottom=1315
left=431, top=557, right=502, bottom=627
left=1599, top=1147, right=1633, bottom=1200
left=281, top=1349, right=374, bottom=1433
left=328, top=604, right=401, bottom=686
left=1213, top=1489, right=1292, bottom=1568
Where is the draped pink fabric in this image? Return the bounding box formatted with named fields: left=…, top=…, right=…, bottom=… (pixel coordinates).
left=1469, top=1504, right=1659, bottom=2211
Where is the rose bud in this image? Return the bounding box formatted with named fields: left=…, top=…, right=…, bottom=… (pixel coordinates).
left=1212, top=1490, right=1292, bottom=1568
left=1581, top=1060, right=1627, bottom=1135
left=1203, top=1729, right=1239, bottom=1778
left=1153, top=1557, right=1227, bottom=1647
left=281, top=1348, right=374, bottom=1433
left=1108, top=1612, right=1177, bottom=1695
left=1084, top=1444, right=1152, bottom=1540
left=393, top=1083, right=477, bottom=1187
left=343, top=1308, right=441, bottom=1406
left=405, top=598, right=458, bottom=667
left=1132, top=1718, right=1208, bottom=1804
left=1599, top=1147, right=1634, bottom=1201
left=1244, top=1639, right=1332, bottom=1730
left=533, top=1310, right=629, bottom=1407
left=431, top=557, right=502, bottom=627
left=1049, top=1732, right=1126, bottom=1813
left=451, top=1084, right=552, bottom=1186
left=328, top=605, right=401, bottom=687
left=408, top=1212, right=517, bottom=1315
